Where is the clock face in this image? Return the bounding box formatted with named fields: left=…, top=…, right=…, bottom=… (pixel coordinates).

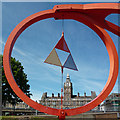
left=66, top=82, right=69, bottom=86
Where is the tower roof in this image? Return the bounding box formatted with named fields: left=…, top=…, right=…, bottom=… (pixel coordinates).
left=66, top=73, right=71, bottom=83
left=67, top=73, right=70, bottom=79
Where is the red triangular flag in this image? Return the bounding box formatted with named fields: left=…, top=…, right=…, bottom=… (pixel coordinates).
left=55, top=32, right=70, bottom=53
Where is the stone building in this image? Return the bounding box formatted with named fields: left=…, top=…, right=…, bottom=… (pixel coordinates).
left=101, top=93, right=120, bottom=112
left=3, top=102, right=30, bottom=110
left=40, top=74, right=97, bottom=109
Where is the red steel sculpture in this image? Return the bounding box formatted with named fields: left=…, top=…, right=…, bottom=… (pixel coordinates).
left=3, top=3, right=120, bottom=120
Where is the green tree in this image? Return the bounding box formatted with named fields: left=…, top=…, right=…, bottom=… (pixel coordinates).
left=1, top=55, right=32, bottom=106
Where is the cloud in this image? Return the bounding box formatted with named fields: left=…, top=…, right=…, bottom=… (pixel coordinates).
left=13, top=47, right=27, bottom=56
left=41, top=86, right=59, bottom=93
left=30, top=89, right=42, bottom=101
left=1, top=40, right=27, bottom=56
left=30, top=86, right=59, bottom=101
left=84, top=79, right=103, bottom=89
left=73, top=77, right=104, bottom=95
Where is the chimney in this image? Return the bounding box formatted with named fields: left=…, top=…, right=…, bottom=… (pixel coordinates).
left=91, top=91, right=96, bottom=99
left=84, top=92, right=86, bottom=97
left=58, top=93, right=60, bottom=97
left=41, top=92, right=47, bottom=100
left=52, top=93, right=54, bottom=97
left=45, top=92, right=47, bottom=97
left=78, top=92, right=80, bottom=97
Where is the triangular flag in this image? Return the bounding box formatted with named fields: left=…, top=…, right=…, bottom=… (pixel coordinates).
left=55, top=33, right=70, bottom=53
left=63, top=54, right=78, bottom=71
left=44, top=48, right=62, bottom=67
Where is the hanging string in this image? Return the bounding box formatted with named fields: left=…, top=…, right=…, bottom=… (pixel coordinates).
left=61, top=67, right=63, bottom=109
left=61, top=67, right=63, bottom=91
left=62, top=18, right=64, bottom=33
left=61, top=18, right=64, bottom=109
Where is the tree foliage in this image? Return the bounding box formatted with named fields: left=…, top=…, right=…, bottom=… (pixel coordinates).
left=1, top=55, right=32, bottom=106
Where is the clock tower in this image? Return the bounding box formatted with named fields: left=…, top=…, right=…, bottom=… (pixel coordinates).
left=64, top=74, right=73, bottom=107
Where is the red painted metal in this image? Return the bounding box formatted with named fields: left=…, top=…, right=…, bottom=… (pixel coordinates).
left=59, top=109, right=66, bottom=120
left=3, top=3, right=120, bottom=120
left=61, top=88, right=63, bottom=109
left=61, top=66, right=63, bottom=110
left=61, top=66, right=63, bottom=74
left=55, top=32, right=70, bottom=53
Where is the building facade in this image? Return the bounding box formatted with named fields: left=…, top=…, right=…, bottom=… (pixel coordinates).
left=101, top=93, right=120, bottom=112
left=40, top=74, right=97, bottom=109
left=3, top=102, right=30, bottom=110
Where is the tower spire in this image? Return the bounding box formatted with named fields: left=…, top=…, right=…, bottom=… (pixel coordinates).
left=67, top=73, right=70, bottom=79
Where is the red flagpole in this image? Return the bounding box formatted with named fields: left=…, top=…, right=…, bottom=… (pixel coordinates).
left=61, top=66, right=63, bottom=109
